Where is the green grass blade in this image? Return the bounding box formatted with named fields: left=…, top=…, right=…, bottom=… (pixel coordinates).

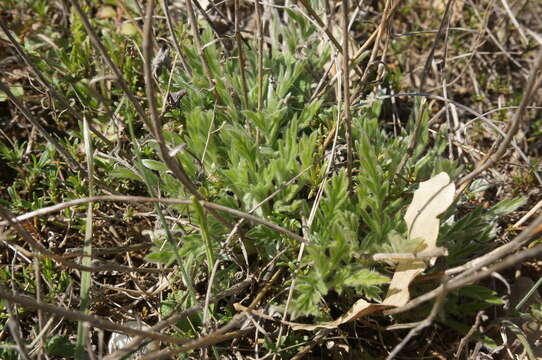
left=75, top=118, right=94, bottom=358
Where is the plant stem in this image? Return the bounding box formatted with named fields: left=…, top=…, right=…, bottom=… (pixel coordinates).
left=192, top=196, right=215, bottom=272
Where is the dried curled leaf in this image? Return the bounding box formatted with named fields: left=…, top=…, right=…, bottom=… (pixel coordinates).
left=384, top=172, right=455, bottom=307
left=404, top=172, right=455, bottom=258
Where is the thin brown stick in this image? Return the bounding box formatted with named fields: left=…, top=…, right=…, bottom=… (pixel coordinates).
left=234, top=0, right=249, bottom=109
left=457, top=49, right=542, bottom=191
left=106, top=277, right=254, bottom=360
left=5, top=300, right=32, bottom=360
left=386, top=277, right=449, bottom=359
left=454, top=310, right=485, bottom=358
left=291, top=329, right=332, bottom=360
left=393, top=0, right=455, bottom=179
left=141, top=0, right=232, bottom=229
left=425, top=0, right=495, bottom=93
left=418, top=0, right=456, bottom=92
left=358, top=0, right=393, bottom=88
left=385, top=216, right=542, bottom=316
left=0, top=195, right=305, bottom=243
left=68, top=0, right=148, bottom=126
left=142, top=0, right=166, bottom=140
left=32, top=246, right=44, bottom=359
left=316, top=1, right=401, bottom=144
left=248, top=268, right=284, bottom=309
left=311, top=0, right=401, bottom=106
left=0, top=287, right=188, bottom=345
left=160, top=0, right=191, bottom=74
left=142, top=330, right=254, bottom=359
left=28, top=283, right=73, bottom=354
left=342, top=0, right=353, bottom=194
left=185, top=0, right=222, bottom=103
left=0, top=81, right=84, bottom=173
left=202, top=259, right=220, bottom=326
left=138, top=314, right=252, bottom=359
left=191, top=0, right=232, bottom=56
left=62, top=243, right=152, bottom=259
left=0, top=203, right=173, bottom=274
left=298, top=0, right=342, bottom=51
left=255, top=0, right=264, bottom=112
left=0, top=20, right=111, bottom=146
left=297, top=0, right=363, bottom=79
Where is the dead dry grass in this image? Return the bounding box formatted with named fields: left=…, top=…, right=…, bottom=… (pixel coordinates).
left=0, top=0, right=541, bottom=359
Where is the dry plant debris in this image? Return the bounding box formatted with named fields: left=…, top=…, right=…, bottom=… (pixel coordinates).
left=0, top=0, right=541, bottom=359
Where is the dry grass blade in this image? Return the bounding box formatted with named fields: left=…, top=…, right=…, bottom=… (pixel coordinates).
left=137, top=316, right=253, bottom=359
left=106, top=278, right=254, bottom=360
left=0, top=195, right=305, bottom=242
left=68, top=0, right=148, bottom=123
left=0, top=20, right=111, bottom=146
left=2, top=0, right=541, bottom=357
left=0, top=202, right=169, bottom=274
left=0, top=81, right=84, bottom=173
left=0, top=288, right=189, bottom=345
left=4, top=299, right=32, bottom=360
